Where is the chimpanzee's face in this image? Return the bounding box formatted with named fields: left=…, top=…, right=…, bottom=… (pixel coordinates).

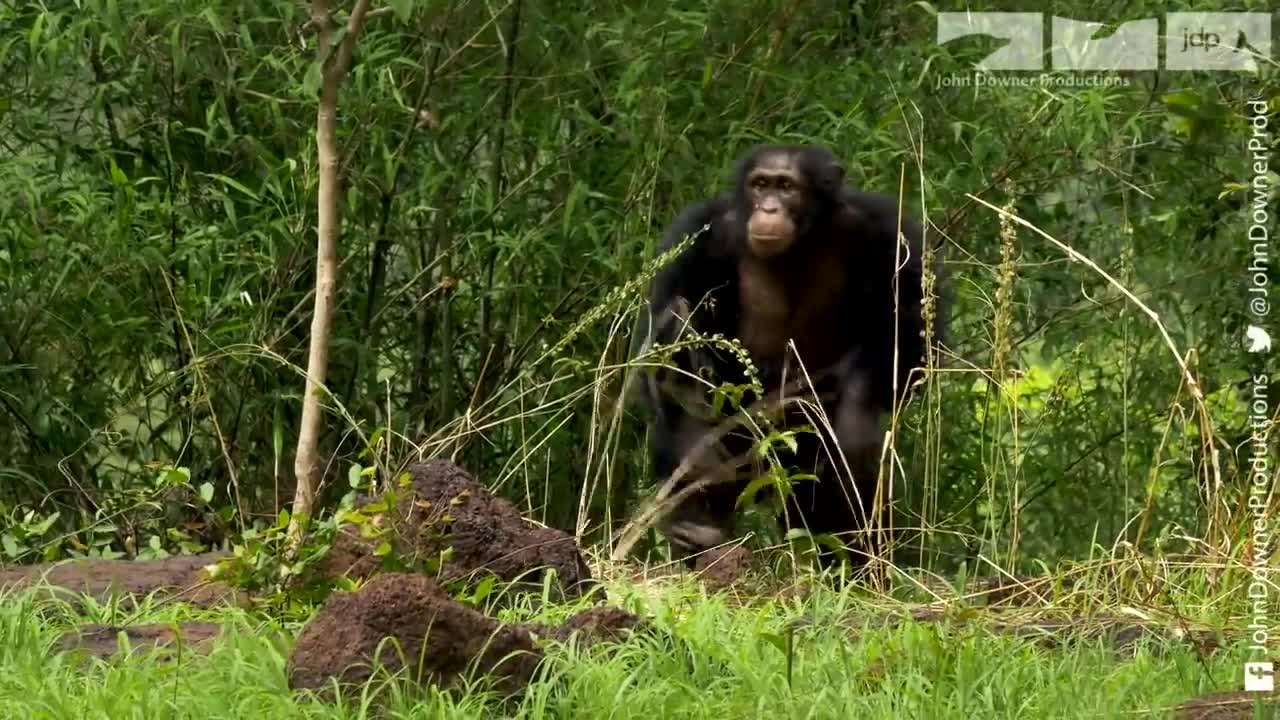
left=742, top=151, right=813, bottom=257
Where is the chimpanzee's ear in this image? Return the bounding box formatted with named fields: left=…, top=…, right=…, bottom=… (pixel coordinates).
left=827, top=160, right=846, bottom=187
left=814, top=158, right=845, bottom=195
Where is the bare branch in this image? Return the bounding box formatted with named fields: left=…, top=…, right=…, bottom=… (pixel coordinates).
left=291, top=0, right=376, bottom=547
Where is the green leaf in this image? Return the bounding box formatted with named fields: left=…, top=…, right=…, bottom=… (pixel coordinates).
left=367, top=427, right=386, bottom=454
left=303, top=61, right=324, bottom=98
left=759, top=631, right=787, bottom=655
left=169, top=23, right=183, bottom=75
left=562, top=181, right=584, bottom=239
left=711, top=391, right=726, bottom=417
left=389, top=0, right=414, bottom=23
left=779, top=432, right=798, bottom=454
left=736, top=473, right=780, bottom=509
left=910, top=1, right=938, bottom=17
left=197, top=172, right=259, bottom=201
left=108, top=159, right=129, bottom=186
left=759, top=628, right=795, bottom=688
left=273, top=403, right=284, bottom=475
left=341, top=510, right=369, bottom=525
left=30, top=511, right=60, bottom=536
left=783, top=528, right=813, bottom=543
left=1162, top=90, right=1201, bottom=111
left=163, top=466, right=191, bottom=487
left=200, top=7, right=227, bottom=35
left=199, top=483, right=215, bottom=504
left=374, top=541, right=393, bottom=556
left=28, top=12, right=45, bottom=56
left=471, top=574, right=496, bottom=603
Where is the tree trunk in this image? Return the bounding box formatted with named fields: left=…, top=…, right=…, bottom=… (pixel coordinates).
left=291, top=0, right=375, bottom=545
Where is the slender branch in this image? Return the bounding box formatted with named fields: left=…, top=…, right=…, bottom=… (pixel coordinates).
left=291, top=0, right=375, bottom=544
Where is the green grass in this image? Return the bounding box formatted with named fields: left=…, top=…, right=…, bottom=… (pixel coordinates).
left=0, top=569, right=1264, bottom=719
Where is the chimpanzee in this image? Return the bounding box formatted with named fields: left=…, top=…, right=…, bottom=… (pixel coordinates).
left=640, top=144, right=936, bottom=573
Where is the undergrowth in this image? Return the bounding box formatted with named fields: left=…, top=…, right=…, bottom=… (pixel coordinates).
left=0, top=556, right=1268, bottom=720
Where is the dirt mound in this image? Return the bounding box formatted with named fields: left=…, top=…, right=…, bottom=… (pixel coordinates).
left=56, top=622, right=222, bottom=660
left=693, top=545, right=754, bottom=590
left=321, top=460, right=595, bottom=601
left=1174, top=690, right=1277, bottom=719
left=2, top=461, right=592, bottom=610
left=287, top=573, right=645, bottom=700
left=0, top=551, right=240, bottom=608
left=288, top=573, right=541, bottom=698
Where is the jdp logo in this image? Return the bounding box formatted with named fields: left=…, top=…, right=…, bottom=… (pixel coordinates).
left=937, top=13, right=1271, bottom=72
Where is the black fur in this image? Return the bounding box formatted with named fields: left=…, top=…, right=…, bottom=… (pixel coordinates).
left=641, top=144, right=937, bottom=572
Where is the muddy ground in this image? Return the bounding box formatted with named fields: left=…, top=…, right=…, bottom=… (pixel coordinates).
left=56, top=622, right=223, bottom=660
left=0, top=550, right=239, bottom=608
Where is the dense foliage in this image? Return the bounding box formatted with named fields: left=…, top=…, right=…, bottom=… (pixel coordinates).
left=1, top=0, right=1275, bottom=576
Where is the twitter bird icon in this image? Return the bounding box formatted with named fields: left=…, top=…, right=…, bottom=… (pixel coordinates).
left=1246, top=325, right=1271, bottom=353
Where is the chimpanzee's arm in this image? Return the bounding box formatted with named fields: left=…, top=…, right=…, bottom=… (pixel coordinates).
left=647, top=198, right=735, bottom=337
left=642, top=197, right=738, bottom=481
left=837, top=190, right=930, bottom=414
